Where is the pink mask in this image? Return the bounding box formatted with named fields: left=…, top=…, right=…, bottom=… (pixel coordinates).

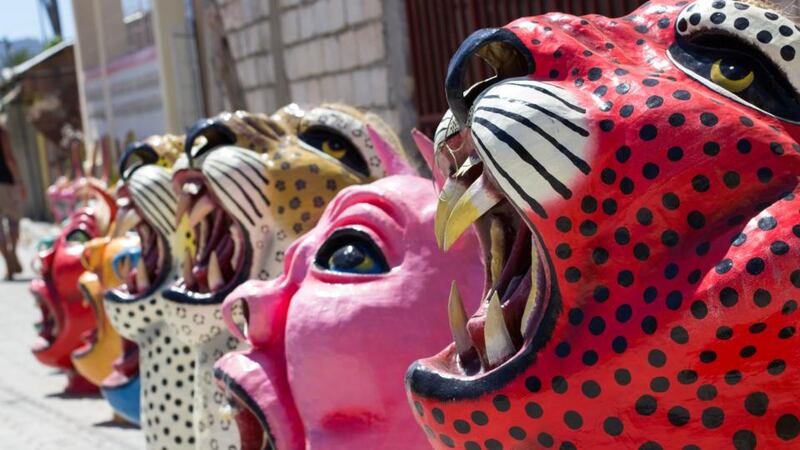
left=214, top=175, right=484, bottom=449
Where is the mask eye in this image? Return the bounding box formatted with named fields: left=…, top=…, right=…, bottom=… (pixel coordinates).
left=321, top=139, right=347, bottom=159
left=66, top=229, right=91, bottom=245
left=299, top=126, right=369, bottom=177
left=315, top=228, right=389, bottom=275
left=710, top=58, right=755, bottom=93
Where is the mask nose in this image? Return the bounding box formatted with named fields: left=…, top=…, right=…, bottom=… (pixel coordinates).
left=445, top=28, right=534, bottom=127
left=221, top=277, right=296, bottom=347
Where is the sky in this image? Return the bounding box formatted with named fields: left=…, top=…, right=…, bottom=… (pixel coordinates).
left=0, top=0, right=75, bottom=42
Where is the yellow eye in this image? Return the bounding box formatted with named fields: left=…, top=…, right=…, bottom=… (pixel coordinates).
left=321, top=140, right=347, bottom=159
left=710, top=58, right=754, bottom=93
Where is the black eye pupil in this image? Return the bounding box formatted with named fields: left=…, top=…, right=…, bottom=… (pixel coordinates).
left=720, top=59, right=750, bottom=80
left=331, top=244, right=365, bottom=269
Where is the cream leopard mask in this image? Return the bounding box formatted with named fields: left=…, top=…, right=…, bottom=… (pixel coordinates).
left=103, top=134, right=200, bottom=450
left=160, top=104, right=411, bottom=449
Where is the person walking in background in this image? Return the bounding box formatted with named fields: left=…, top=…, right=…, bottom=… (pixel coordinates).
left=0, top=117, right=26, bottom=280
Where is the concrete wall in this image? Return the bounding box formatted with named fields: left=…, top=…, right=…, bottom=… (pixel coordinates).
left=208, top=0, right=417, bottom=144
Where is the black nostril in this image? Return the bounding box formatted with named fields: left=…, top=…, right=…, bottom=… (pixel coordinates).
left=185, top=118, right=238, bottom=163
left=445, top=28, right=534, bottom=127
left=119, top=142, right=159, bottom=181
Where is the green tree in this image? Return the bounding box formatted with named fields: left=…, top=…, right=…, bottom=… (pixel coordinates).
left=8, top=49, right=31, bottom=67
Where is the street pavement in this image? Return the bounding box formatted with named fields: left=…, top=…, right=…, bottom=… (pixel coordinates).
left=0, top=220, right=144, bottom=449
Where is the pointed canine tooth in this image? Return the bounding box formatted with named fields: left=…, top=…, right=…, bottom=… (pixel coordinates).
left=183, top=249, right=194, bottom=285
left=490, top=218, right=506, bottom=283
left=434, top=177, right=466, bottom=249
left=485, top=291, right=515, bottom=367
left=441, top=174, right=502, bottom=251
left=175, top=193, right=192, bottom=226
left=520, top=246, right=540, bottom=335
left=209, top=251, right=224, bottom=291
left=188, top=195, right=215, bottom=228
left=448, top=281, right=473, bottom=356
left=114, top=208, right=141, bottom=237
left=135, top=257, right=150, bottom=292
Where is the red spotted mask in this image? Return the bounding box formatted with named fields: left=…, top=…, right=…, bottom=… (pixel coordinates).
left=406, top=1, right=800, bottom=449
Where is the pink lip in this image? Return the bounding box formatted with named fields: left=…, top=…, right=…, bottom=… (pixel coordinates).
left=215, top=350, right=304, bottom=450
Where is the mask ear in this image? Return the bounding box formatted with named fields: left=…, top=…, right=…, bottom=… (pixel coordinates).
left=411, top=128, right=444, bottom=186
left=367, top=125, right=416, bottom=177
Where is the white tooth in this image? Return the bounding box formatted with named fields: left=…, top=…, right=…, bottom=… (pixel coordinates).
left=219, top=403, right=235, bottom=421
left=183, top=249, right=194, bottom=285
left=176, top=193, right=192, bottom=226
left=448, top=281, right=473, bottom=356
left=188, top=195, right=215, bottom=228
left=182, top=181, right=202, bottom=195
left=490, top=218, right=506, bottom=283
left=520, top=246, right=540, bottom=335
left=136, top=257, right=150, bottom=292
left=209, top=251, right=224, bottom=291
left=114, top=208, right=140, bottom=237
left=485, top=291, right=515, bottom=367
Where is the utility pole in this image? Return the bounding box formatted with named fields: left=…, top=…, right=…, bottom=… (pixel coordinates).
left=39, top=0, right=63, bottom=38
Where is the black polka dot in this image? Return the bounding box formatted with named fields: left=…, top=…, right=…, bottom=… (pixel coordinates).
left=697, top=384, right=717, bottom=401
left=671, top=326, right=689, bottom=344
left=538, top=432, right=554, bottom=448
left=673, top=90, right=691, bottom=100
left=720, top=287, right=739, bottom=307
left=509, top=426, right=526, bottom=441
left=746, top=257, right=765, bottom=275
left=493, top=395, right=510, bottom=412
left=667, top=146, right=684, bottom=161
left=776, top=414, right=800, bottom=440
left=615, top=368, right=632, bottom=385
left=745, top=392, right=769, bottom=416
left=525, top=375, right=542, bottom=392
left=640, top=124, right=658, bottom=141
left=710, top=12, right=726, bottom=24
left=618, top=270, right=634, bottom=287
left=668, top=113, right=686, bottom=126
left=642, top=316, right=658, bottom=334
left=725, top=369, right=743, bottom=385
left=781, top=45, right=796, bottom=61
left=650, top=376, right=670, bottom=392
left=552, top=376, right=568, bottom=393
left=692, top=175, right=710, bottom=192
left=588, top=67, right=603, bottom=81
left=677, top=369, right=698, bottom=384
left=616, top=304, right=632, bottom=323
left=689, top=13, right=701, bottom=25
left=604, top=416, right=624, bottom=436
left=700, top=350, right=717, bottom=363
left=642, top=164, right=660, bottom=180
left=453, top=420, right=471, bottom=434
left=564, top=410, right=583, bottom=430
left=466, top=414, right=494, bottom=433
left=700, top=112, right=718, bottom=126
left=780, top=25, right=794, bottom=37
left=582, top=380, right=601, bottom=398
left=734, top=17, right=749, bottom=30
left=687, top=211, right=706, bottom=229
left=668, top=406, right=690, bottom=426
left=703, top=141, right=720, bottom=156
left=771, top=241, right=790, bottom=255
left=757, top=30, right=773, bottom=43
left=619, top=104, right=635, bottom=118
left=733, top=430, right=757, bottom=450
left=702, top=407, right=725, bottom=429
left=525, top=402, right=543, bottom=419
left=723, top=171, right=740, bottom=188
left=635, top=395, right=657, bottom=415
